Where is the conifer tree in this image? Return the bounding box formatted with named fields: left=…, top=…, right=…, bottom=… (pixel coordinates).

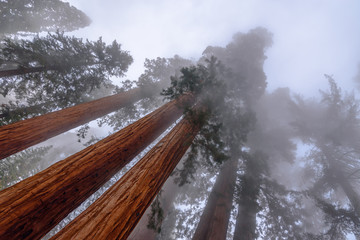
left=291, top=77, right=360, bottom=238
left=0, top=0, right=91, bottom=35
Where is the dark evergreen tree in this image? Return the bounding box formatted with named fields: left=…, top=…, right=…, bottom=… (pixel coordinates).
left=202, top=27, right=273, bottom=105
left=291, top=76, right=360, bottom=238
left=0, top=0, right=91, bottom=35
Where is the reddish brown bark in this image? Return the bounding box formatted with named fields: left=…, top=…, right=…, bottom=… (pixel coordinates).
left=128, top=172, right=180, bottom=240
left=0, top=87, right=146, bottom=160
left=51, top=116, right=200, bottom=240
left=0, top=94, right=194, bottom=240
left=192, top=158, right=238, bottom=240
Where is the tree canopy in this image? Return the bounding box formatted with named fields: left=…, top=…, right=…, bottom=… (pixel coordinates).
left=0, top=0, right=91, bottom=35
left=0, top=31, right=133, bottom=125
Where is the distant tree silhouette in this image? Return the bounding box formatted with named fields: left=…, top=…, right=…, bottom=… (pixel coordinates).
left=192, top=158, right=237, bottom=240
left=292, top=76, right=360, bottom=238
left=0, top=0, right=90, bottom=35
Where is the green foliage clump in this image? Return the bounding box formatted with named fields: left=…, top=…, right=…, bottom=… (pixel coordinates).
left=0, top=31, right=133, bottom=125
left=162, top=57, right=232, bottom=185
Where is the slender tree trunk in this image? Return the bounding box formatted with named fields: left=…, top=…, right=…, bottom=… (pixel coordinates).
left=0, top=94, right=194, bottom=240
left=51, top=116, right=201, bottom=240
left=0, top=66, right=46, bottom=77
left=337, top=172, right=360, bottom=217
left=192, top=158, right=238, bottom=240
left=322, top=146, right=360, bottom=217
left=334, top=174, right=360, bottom=240
left=128, top=172, right=180, bottom=240
left=0, top=87, right=146, bottom=160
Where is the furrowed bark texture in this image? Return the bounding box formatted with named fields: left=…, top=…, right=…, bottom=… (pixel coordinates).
left=0, top=66, right=46, bottom=77
left=0, top=87, right=145, bottom=160
left=192, top=158, right=238, bottom=240
left=0, top=94, right=194, bottom=240
left=128, top=172, right=180, bottom=240
left=51, top=117, right=200, bottom=240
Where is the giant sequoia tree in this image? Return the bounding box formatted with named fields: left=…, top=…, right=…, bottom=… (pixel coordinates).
left=121, top=28, right=274, bottom=240
left=0, top=32, right=133, bottom=124
left=0, top=0, right=90, bottom=35
left=0, top=88, right=144, bottom=160
left=2, top=25, right=359, bottom=239
left=0, top=94, right=193, bottom=239
left=51, top=114, right=201, bottom=239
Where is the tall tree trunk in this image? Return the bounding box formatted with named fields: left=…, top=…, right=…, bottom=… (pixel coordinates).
left=0, top=94, right=194, bottom=240
left=50, top=116, right=201, bottom=240
left=0, top=87, right=146, bottom=160
left=128, top=172, right=181, bottom=240
left=192, top=158, right=238, bottom=240
left=0, top=66, right=46, bottom=77
left=233, top=197, right=257, bottom=240
left=233, top=167, right=260, bottom=240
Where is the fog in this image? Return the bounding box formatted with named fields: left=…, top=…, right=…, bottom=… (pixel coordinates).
left=1, top=0, right=360, bottom=239
left=66, top=0, right=360, bottom=97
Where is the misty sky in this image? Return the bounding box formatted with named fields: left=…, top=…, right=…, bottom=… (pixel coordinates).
left=66, top=0, right=360, bottom=97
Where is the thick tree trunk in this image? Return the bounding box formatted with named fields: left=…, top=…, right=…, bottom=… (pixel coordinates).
left=0, top=87, right=146, bottom=160
left=0, top=66, right=46, bottom=77
left=128, top=172, right=180, bottom=240
left=50, top=116, right=200, bottom=240
left=233, top=199, right=257, bottom=240
left=192, top=158, right=238, bottom=240
left=0, top=94, right=194, bottom=240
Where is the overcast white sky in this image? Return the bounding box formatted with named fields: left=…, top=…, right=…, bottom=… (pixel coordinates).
left=66, top=0, right=360, bottom=97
